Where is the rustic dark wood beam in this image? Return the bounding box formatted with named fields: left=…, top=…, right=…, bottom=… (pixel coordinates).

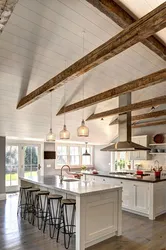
left=133, top=119, right=166, bottom=128
left=0, top=0, right=18, bottom=33
left=86, top=95, right=166, bottom=121
left=109, top=109, right=166, bottom=125
left=87, top=0, right=166, bottom=60
left=17, top=3, right=166, bottom=109
left=57, top=68, right=166, bottom=116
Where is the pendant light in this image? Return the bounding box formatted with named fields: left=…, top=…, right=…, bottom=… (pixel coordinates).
left=77, top=30, right=89, bottom=137
left=60, top=61, right=70, bottom=139
left=83, top=142, right=90, bottom=156
left=46, top=91, right=55, bottom=141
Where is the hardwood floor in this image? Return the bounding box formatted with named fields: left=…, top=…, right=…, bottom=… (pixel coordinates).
left=0, top=194, right=166, bottom=250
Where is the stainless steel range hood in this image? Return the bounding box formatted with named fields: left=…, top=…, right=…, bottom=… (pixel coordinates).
left=101, top=93, right=150, bottom=152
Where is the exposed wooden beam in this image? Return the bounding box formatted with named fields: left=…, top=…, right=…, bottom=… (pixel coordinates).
left=57, top=68, right=166, bottom=116
left=132, top=110, right=166, bottom=121
left=0, top=0, right=18, bottom=33
left=17, top=3, right=166, bottom=109
left=86, top=95, right=166, bottom=121
left=133, top=119, right=166, bottom=128
left=87, top=0, right=166, bottom=60
left=109, top=109, right=166, bottom=125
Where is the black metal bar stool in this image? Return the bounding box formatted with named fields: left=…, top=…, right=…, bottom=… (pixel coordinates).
left=17, top=186, right=32, bottom=218
left=43, top=194, right=63, bottom=238
left=32, top=190, right=50, bottom=230
left=57, top=199, right=76, bottom=249
left=24, top=188, right=40, bottom=223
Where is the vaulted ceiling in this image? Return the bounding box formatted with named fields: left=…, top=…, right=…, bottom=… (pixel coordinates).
left=0, top=0, right=165, bottom=144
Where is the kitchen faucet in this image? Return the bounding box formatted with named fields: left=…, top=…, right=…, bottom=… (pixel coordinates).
left=60, top=165, right=71, bottom=183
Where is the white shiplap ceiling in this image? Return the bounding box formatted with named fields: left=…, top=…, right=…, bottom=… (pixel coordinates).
left=0, top=0, right=166, bottom=144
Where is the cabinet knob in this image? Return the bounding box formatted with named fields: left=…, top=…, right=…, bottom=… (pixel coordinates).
left=103, top=179, right=105, bottom=181
left=121, top=182, right=123, bottom=184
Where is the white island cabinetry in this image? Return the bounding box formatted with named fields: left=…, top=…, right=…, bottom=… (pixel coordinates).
left=84, top=174, right=166, bottom=220
left=20, top=176, right=122, bottom=250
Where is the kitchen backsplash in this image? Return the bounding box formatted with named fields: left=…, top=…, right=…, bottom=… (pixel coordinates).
left=134, top=154, right=166, bottom=170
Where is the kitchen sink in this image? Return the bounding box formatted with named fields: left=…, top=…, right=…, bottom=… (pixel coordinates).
left=63, top=178, right=79, bottom=182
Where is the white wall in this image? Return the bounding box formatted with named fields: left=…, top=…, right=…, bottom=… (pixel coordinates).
left=0, top=137, right=6, bottom=196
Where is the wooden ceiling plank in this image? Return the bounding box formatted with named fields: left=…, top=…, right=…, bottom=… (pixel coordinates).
left=86, top=95, right=166, bottom=121
left=17, top=3, right=166, bottom=109
left=57, top=68, right=166, bottom=116
left=133, top=119, right=166, bottom=128
left=109, top=109, right=166, bottom=125
left=87, top=0, right=166, bottom=60
left=0, top=0, right=18, bottom=33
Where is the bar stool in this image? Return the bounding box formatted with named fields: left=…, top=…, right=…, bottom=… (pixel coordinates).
left=57, top=199, right=76, bottom=249
left=24, top=188, right=40, bottom=223
left=43, top=194, right=63, bottom=238
left=32, top=190, right=50, bottom=230
left=17, top=186, right=32, bottom=218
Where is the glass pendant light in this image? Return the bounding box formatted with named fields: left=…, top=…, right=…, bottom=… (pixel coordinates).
left=60, top=61, right=70, bottom=139
left=46, top=91, right=55, bottom=141
left=83, top=142, right=90, bottom=156
left=77, top=30, right=89, bottom=137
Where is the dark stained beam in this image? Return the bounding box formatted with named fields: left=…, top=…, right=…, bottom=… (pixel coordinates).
left=133, top=119, right=166, bottom=128
left=57, top=68, right=166, bottom=116
left=86, top=95, right=166, bottom=121
left=87, top=0, right=166, bottom=60
left=0, top=0, right=18, bottom=33
left=109, top=109, right=166, bottom=125
left=17, top=3, right=166, bottom=109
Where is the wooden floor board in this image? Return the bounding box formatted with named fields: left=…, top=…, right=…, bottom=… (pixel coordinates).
left=0, top=194, right=166, bottom=250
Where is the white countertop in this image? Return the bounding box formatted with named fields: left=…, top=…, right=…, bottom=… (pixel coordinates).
left=19, top=175, right=121, bottom=196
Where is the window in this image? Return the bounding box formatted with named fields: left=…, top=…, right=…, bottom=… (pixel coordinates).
left=56, top=144, right=93, bottom=167
left=114, top=151, right=130, bottom=171
left=5, top=145, right=19, bottom=187
left=24, top=145, right=39, bottom=177
left=57, top=146, right=68, bottom=166
left=70, top=146, right=80, bottom=165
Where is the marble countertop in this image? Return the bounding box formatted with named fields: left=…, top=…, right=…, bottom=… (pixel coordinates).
left=19, top=175, right=121, bottom=196
left=83, top=172, right=166, bottom=183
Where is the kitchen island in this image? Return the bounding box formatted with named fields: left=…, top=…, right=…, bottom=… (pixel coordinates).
left=19, top=175, right=122, bottom=250
left=83, top=172, right=166, bottom=220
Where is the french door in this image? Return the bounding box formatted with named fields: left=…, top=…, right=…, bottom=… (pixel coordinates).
left=22, top=145, right=41, bottom=178
left=5, top=145, right=19, bottom=192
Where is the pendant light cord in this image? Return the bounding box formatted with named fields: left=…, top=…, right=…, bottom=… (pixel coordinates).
left=50, top=91, right=52, bottom=130
left=64, top=60, right=67, bottom=126
left=82, top=30, right=85, bottom=120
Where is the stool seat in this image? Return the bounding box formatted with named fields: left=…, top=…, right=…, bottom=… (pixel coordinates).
left=36, top=191, right=50, bottom=196
left=48, top=194, right=63, bottom=199
left=62, top=199, right=76, bottom=205
left=28, top=188, right=40, bottom=193
left=21, top=186, right=32, bottom=189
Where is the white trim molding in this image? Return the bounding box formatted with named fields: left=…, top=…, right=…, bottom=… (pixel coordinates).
left=0, top=193, right=6, bottom=200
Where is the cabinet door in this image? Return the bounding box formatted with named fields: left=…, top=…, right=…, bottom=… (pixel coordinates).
left=133, top=182, right=149, bottom=214
left=121, top=181, right=134, bottom=209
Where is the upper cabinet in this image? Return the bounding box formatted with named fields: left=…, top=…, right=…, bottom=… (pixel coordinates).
left=130, top=135, right=151, bottom=160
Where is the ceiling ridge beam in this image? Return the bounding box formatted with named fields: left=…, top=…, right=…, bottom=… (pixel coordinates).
left=0, top=0, right=18, bottom=33
left=86, top=95, right=166, bottom=121
left=87, top=0, right=166, bottom=60
left=57, top=68, right=166, bottom=116
left=132, top=119, right=166, bottom=128
left=17, top=3, right=166, bottom=109
left=109, top=109, right=166, bottom=125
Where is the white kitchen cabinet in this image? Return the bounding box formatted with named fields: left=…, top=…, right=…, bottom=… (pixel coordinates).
left=130, top=135, right=151, bottom=160
left=133, top=182, right=149, bottom=214
left=85, top=174, right=166, bottom=220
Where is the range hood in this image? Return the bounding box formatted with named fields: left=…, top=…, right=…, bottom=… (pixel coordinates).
left=101, top=93, right=150, bottom=152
